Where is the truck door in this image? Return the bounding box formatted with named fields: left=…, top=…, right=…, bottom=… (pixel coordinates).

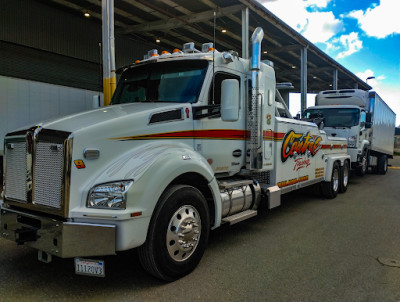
left=193, top=71, right=246, bottom=176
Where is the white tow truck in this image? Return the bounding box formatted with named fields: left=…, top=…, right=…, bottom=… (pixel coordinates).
left=303, top=89, right=395, bottom=175
left=1, top=28, right=350, bottom=280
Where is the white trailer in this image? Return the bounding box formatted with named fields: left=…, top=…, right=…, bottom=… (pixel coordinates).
left=1, top=28, right=350, bottom=280
left=304, top=89, right=395, bottom=175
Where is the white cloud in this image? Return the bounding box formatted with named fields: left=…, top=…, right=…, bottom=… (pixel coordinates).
left=325, top=42, right=340, bottom=52
left=335, top=32, right=363, bottom=58
left=260, top=0, right=343, bottom=43
left=355, top=69, right=387, bottom=88
left=303, top=12, right=344, bottom=44
left=347, top=0, right=400, bottom=38
left=356, top=69, right=379, bottom=86
left=304, top=0, right=330, bottom=9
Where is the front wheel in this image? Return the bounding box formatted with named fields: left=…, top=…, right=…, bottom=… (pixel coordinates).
left=321, top=162, right=340, bottom=199
left=138, top=185, right=210, bottom=281
left=356, top=151, right=368, bottom=176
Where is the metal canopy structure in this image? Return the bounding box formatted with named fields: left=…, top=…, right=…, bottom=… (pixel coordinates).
left=36, top=0, right=371, bottom=95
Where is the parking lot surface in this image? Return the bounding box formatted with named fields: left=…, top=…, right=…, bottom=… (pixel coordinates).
left=1, top=157, right=400, bottom=302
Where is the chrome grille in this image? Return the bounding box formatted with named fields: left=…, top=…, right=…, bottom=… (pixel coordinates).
left=5, top=141, right=28, bottom=202
left=33, top=142, right=64, bottom=209
left=4, top=127, right=70, bottom=215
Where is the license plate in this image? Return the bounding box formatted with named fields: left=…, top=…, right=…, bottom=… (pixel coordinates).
left=75, top=258, right=105, bottom=277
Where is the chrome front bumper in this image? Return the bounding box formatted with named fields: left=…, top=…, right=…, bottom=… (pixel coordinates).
left=0, top=207, right=116, bottom=258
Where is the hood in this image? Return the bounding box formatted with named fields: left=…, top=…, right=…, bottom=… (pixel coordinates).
left=36, top=103, right=188, bottom=133
left=323, top=127, right=354, bottom=139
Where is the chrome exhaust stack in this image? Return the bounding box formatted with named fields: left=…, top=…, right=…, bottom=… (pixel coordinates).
left=249, top=27, right=264, bottom=170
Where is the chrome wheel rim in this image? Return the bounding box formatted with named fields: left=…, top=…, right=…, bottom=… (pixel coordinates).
left=166, top=205, right=201, bottom=262
left=333, top=168, right=339, bottom=192
left=343, top=165, right=349, bottom=187
left=361, top=156, right=367, bottom=173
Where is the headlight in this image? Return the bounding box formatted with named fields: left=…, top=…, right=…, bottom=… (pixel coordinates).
left=347, top=136, right=357, bottom=148
left=87, top=180, right=133, bottom=209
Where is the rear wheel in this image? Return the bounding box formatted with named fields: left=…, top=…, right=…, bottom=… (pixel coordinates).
left=321, top=162, right=340, bottom=199
left=138, top=185, right=210, bottom=281
left=377, top=155, right=388, bottom=175
left=339, top=160, right=350, bottom=193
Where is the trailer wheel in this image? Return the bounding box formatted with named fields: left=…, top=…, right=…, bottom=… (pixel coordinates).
left=377, top=155, right=388, bottom=175
left=321, top=162, right=340, bottom=199
left=138, top=185, right=210, bottom=281
left=339, top=160, right=350, bottom=193
left=356, top=151, right=368, bottom=176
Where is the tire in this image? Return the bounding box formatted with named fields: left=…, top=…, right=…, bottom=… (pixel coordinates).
left=321, top=162, right=340, bottom=199
left=356, top=150, right=368, bottom=176
left=339, top=160, right=350, bottom=193
left=377, top=155, right=388, bottom=175
left=138, top=185, right=210, bottom=281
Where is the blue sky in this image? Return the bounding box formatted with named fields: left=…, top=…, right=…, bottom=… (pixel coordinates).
left=259, top=0, right=400, bottom=125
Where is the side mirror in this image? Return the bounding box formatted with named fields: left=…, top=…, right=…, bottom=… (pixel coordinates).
left=366, top=112, right=372, bottom=123
left=221, top=79, right=240, bottom=121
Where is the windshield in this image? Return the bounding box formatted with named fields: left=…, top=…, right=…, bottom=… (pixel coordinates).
left=304, top=108, right=360, bottom=127
left=111, top=60, right=208, bottom=105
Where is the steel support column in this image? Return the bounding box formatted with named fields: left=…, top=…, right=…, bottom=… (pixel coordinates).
left=102, top=0, right=116, bottom=106
left=333, top=69, right=338, bottom=90
left=300, top=46, right=308, bottom=113
left=241, top=7, right=249, bottom=59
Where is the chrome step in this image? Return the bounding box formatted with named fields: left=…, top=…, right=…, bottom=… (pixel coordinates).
left=222, top=209, right=257, bottom=225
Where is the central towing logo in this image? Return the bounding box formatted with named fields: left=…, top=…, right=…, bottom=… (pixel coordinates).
left=281, top=130, right=322, bottom=162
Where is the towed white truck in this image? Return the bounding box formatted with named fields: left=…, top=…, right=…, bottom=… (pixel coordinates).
left=1, top=28, right=350, bottom=280
left=303, top=89, right=395, bottom=176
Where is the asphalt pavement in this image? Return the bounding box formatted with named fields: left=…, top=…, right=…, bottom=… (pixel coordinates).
left=1, top=157, right=400, bottom=302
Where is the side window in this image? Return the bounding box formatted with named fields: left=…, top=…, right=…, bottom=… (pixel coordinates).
left=209, top=72, right=240, bottom=105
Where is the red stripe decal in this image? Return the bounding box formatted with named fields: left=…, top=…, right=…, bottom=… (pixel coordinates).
left=110, top=129, right=248, bottom=141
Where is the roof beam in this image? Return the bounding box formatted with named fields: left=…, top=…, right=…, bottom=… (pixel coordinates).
left=121, top=0, right=240, bottom=51
left=267, top=44, right=302, bottom=55
left=122, top=4, right=245, bottom=34
left=278, top=66, right=333, bottom=77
